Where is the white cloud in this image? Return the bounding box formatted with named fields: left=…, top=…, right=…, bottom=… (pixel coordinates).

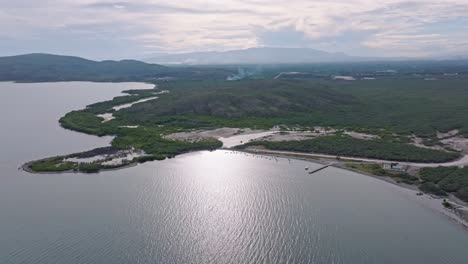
left=1, top=0, right=468, bottom=58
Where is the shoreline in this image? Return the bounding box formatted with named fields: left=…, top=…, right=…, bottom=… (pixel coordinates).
left=23, top=146, right=468, bottom=229
left=242, top=147, right=468, bottom=168
left=241, top=147, right=468, bottom=205
left=236, top=148, right=468, bottom=229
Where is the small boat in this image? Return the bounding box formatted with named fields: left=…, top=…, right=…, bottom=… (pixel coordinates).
left=305, top=166, right=309, bottom=170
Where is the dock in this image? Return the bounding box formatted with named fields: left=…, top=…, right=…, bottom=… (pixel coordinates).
left=308, top=163, right=335, bottom=174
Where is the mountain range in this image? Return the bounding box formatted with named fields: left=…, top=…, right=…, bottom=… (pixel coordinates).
left=144, top=47, right=372, bottom=65
left=2, top=51, right=466, bottom=83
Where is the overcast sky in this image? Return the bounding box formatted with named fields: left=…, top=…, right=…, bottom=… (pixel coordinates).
left=1, top=0, right=468, bottom=60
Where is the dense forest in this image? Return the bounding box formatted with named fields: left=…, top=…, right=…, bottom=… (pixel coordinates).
left=419, top=167, right=468, bottom=202
left=238, top=135, right=459, bottom=163
left=117, top=78, right=468, bottom=137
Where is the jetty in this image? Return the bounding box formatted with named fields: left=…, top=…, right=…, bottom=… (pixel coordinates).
left=308, top=163, right=335, bottom=174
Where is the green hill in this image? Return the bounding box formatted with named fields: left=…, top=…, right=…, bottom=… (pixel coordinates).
left=0, top=53, right=231, bottom=82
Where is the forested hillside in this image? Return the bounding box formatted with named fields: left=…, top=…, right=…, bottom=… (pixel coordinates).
left=0, top=54, right=232, bottom=82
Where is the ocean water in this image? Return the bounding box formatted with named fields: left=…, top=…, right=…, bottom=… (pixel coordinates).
left=1, top=82, right=468, bottom=264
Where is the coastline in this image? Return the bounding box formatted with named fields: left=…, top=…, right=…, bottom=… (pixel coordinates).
left=18, top=87, right=468, bottom=230
left=242, top=147, right=468, bottom=168
left=22, top=144, right=468, bottom=229
left=4, top=76, right=468, bottom=261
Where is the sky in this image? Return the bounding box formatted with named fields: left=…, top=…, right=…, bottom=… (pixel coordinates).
left=1, top=0, right=468, bottom=60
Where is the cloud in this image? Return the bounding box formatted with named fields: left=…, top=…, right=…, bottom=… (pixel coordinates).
left=1, top=0, right=468, bottom=59
left=256, top=26, right=311, bottom=48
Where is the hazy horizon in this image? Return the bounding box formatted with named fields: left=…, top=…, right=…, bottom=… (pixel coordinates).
left=2, top=0, right=468, bottom=60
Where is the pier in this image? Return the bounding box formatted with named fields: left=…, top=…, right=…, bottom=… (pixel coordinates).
left=308, top=163, right=335, bottom=174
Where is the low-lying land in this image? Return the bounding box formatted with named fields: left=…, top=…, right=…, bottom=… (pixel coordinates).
left=27, top=86, right=222, bottom=173
left=26, top=77, right=468, bottom=176
left=237, top=135, right=459, bottom=163
left=25, top=147, right=144, bottom=174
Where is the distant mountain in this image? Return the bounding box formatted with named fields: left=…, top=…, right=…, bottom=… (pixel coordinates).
left=144, top=47, right=365, bottom=65
left=435, top=54, right=468, bottom=61
left=0, top=53, right=231, bottom=82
